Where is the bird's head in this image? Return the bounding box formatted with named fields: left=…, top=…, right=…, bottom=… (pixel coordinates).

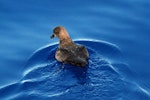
left=50, top=26, right=70, bottom=40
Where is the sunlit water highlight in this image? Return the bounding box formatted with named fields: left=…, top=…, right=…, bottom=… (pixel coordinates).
left=0, top=40, right=149, bottom=100
left=0, top=0, right=150, bottom=99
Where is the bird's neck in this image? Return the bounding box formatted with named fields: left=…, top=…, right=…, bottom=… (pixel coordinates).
left=59, top=37, right=74, bottom=47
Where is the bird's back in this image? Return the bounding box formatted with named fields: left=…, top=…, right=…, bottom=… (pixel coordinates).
left=55, top=44, right=89, bottom=67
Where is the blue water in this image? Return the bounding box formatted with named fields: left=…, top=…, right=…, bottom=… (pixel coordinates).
left=0, top=0, right=150, bottom=99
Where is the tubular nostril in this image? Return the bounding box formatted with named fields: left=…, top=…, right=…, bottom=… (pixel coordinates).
left=50, top=34, right=55, bottom=39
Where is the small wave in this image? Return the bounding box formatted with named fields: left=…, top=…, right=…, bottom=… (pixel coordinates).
left=0, top=40, right=149, bottom=100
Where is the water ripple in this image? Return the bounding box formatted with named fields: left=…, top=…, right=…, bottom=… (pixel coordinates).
left=0, top=40, right=149, bottom=100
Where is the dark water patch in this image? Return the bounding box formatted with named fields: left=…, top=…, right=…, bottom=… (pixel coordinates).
left=0, top=40, right=149, bottom=100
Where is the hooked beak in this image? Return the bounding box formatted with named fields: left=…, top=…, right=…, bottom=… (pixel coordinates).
left=50, top=33, right=55, bottom=39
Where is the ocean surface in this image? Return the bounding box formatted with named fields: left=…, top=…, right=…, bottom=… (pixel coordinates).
left=0, top=0, right=150, bottom=100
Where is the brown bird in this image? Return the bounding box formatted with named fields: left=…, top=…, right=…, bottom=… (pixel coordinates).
left=50, top=26, right=89, bottom=67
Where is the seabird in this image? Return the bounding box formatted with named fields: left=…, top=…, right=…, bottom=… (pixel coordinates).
left=50, top=26, right=89, bottom=67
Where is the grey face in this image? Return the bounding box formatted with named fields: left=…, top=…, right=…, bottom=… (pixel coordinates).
left=50, top=27, right=61, bottom=39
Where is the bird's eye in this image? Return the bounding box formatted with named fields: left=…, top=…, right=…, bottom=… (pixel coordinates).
left=53, top=27, right=60, bottom=34
left=55, top=31, right=59, bottom=34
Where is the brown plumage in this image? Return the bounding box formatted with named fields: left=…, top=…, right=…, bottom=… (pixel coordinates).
left=50, top=26, right=89, bottom=67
